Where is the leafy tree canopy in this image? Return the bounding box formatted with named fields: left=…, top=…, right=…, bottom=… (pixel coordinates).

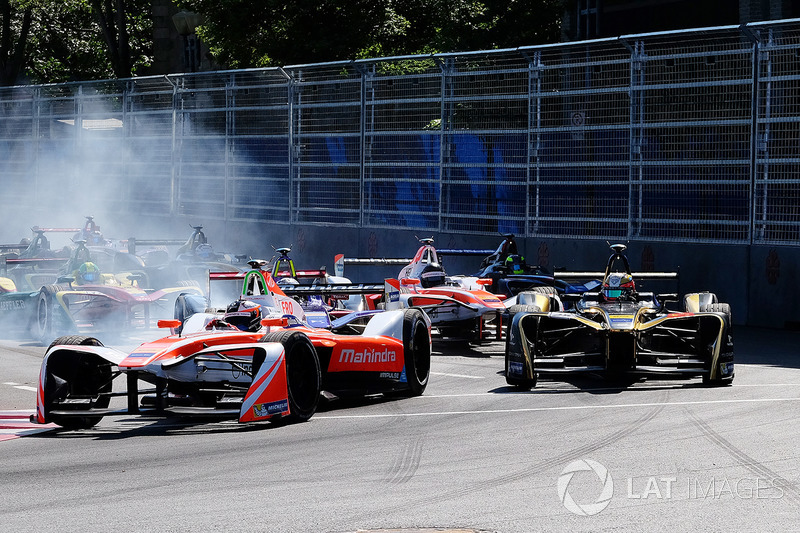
left=176, top=0, right=562, bottom=69
left=1, top=0, right=152, bottom=85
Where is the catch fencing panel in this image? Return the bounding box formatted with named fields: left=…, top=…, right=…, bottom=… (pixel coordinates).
left=3, top=20, right=800, bottom=245
left=753, top=22, right=800, bottom=245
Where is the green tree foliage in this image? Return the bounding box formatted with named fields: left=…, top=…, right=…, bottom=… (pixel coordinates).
left=1, top=0, right=152, bottom=85
left=0, top=0, right=32, bottom=85
left=177, top=0, right=562, bottom=69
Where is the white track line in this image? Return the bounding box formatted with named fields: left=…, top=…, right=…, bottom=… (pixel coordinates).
left=430, top=371, right=484, bottom=379
left=314, top=396, right=800, bottom=420
left=3, top=382, right=37, bottom=392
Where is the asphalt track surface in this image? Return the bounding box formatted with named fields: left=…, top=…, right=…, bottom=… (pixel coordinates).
left=1, top=328, right=799, bottom=533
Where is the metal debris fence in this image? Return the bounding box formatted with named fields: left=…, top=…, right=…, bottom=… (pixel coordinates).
left=1, top=19, right=800, bottom=246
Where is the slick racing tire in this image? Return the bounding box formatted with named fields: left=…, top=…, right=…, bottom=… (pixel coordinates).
left=402, top=308, right=431, bottom=396
left=505, top=331, right=536, bottom=391
left=507, top=304, right=541, bottom=316
left=700, top=302, right=732, bottom=326
left=260, top=330, right=321, bottom=423
left=531, top=285, right=558, bottom=295
left=699, top=303, right=734, bottom=388
left=44, top=336, right=111, bottom=429
left=35, top=284, right=71, bottom=345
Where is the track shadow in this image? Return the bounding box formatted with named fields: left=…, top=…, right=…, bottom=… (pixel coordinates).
left=489, top=372, right=714, bottom=395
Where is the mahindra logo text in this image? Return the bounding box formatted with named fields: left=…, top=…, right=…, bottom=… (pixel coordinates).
left=339, top=348, right=396, bottom=364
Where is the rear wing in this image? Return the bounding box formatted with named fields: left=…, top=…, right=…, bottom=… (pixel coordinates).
left=280, top=283, right=385, bottom=298
left=334, top=255, right=407, bottom=277
left=1, top=256, right=68, bottom=272
left=126, top=238, right=187, bottom=255
left=30, top=226, right=81, bottom=233
left=333, top=248, right=494, bottom=277
left=274, top=269, right=328, bottom=279
left=0, top=243, right=29, bottom=251
left=554, top=271, right=679, bottom=281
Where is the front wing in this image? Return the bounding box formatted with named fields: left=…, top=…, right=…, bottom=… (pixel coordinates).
left=506, top=311, right=734, bottom=383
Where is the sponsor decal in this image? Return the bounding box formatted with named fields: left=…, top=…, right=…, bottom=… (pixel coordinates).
left=720, top=362, right=734, bottom=376
left=0, top=299, right=26, bottom=311
left=368, top=231, right=378, bottom=258
left=231, top=362, right=253, bottom=379
left=608, top=315, right=634, bottom=329
left=538, top=242, right=549, bottom=269
left=399, top=367, right=407, bottom=383
left=339, top=347, right=396, bottom=364
left=253, top=400, right=288, bottom=418
left=482, top=298, right=501, bottom=303
left=509, top=361, right=524, bottom=375
left=389, top=291, right=400, bottom=303
left=379, top=372, right=400, bottom=379
left=126, top=352, right=156, bottom=358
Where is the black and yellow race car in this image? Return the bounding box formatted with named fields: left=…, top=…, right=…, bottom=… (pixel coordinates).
left=505, top=244, right=734, bottom=389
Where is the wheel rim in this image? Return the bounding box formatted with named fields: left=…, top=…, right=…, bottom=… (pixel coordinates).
left=37, top=297, right=49, bottom=339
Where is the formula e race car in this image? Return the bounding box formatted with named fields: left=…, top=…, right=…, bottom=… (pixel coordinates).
left=0, top=238, right=206, bottom=343
left=32, top=261, right=432, bottom=430
left=505, top=244, right=734, bottom=389
left=465, top=234, right=600, bottom=298
left=335, top=238, right=506, bottom=342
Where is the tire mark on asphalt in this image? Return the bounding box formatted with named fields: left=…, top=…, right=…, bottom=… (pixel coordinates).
left=686, top=408, right=800, bottom=506
left=385, top=438, right=424, bottom=484
left=370, top=391, right=667, bottom=516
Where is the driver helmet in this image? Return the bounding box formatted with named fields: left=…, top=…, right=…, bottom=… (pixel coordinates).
left=223, top=300, right=262, bottom=332
left=602, top=273, right=635, bottom=300
left=419, top=263, right=446, bottom=288
left=504, top=254, right=526, bottom=274
left=78, top=262, right=101, bottom=284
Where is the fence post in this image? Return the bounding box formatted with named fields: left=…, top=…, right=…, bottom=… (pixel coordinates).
left=741, top=24, right=761, bottom=245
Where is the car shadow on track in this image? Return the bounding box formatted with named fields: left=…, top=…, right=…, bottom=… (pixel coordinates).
left=26, top=416, right=280, bottom=440
left=26, top=393, right=413, bottom=440
left=489, top=372, right=713, bottom=395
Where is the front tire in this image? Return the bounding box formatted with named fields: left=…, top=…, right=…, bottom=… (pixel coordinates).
left=260, top=330, right=321, bottom=422
left=505, top=314, right=536, bottom=390
left=44, top=336, right=110, bottom=429
left=699, top=303, right=734, bottom=387
left=402, top=308, right=431, bottom=396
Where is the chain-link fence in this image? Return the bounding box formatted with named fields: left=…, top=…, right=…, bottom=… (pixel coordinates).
left=2, top=20, right=800, bottom=245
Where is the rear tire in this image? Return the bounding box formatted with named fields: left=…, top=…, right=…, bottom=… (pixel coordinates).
left=507, top=304, right=541, bottom=316
left=532, top=286, right=558, bottom=295
left=44, top=336, right=110, bottom=429
left=260, top=330, right=321, bottom=422
left=401, top=309, right=431, bottom=396
left=700, top=302, right=732, bottom=325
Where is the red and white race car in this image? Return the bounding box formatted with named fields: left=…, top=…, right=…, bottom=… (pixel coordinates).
left=32, top=261, right=431, bottom=430
left=335, top=238, right=506, bottom=342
